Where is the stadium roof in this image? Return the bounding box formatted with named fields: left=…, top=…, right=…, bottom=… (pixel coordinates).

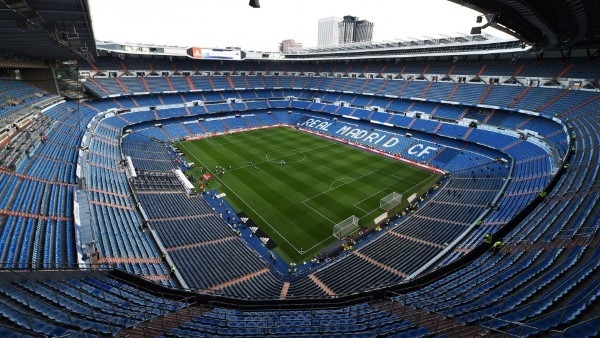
left=0, top=0, right=96, bottom=61
left=451, top=0, right=600, bottom=50
left=284, top=33, right=527, bottom=60
left=1, top=0, right=599, bottom=63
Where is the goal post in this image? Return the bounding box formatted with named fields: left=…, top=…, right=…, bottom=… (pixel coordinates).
left=333, top=215, right=359, bottom=239
left=380, top=192, right=403, bottom=211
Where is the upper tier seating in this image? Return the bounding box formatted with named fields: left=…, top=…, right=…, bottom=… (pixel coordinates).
left=0, top=60, right=597, bottom=336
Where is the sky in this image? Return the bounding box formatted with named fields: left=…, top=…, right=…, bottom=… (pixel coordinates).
left=88, top=0, right=513, bottom=52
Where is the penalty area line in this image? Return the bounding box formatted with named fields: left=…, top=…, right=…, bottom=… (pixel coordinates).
left=303, top=170, right=379, bottom=203
left=329, top=177, right=351, bottom=190
left=352, top=187, right=394, bottom=213
left=301, top=200, right=337, bottom=225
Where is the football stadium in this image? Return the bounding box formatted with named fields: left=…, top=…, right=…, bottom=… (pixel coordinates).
left=0, top=0, right=598, bottom=336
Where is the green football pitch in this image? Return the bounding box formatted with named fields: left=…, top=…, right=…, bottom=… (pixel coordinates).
left=176, top=127, right=440, bottom=264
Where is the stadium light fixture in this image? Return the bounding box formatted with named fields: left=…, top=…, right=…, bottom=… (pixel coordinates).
left=249, top=0, right=260, bottom=8
left=471, top=13, right=498, bottom=35
left=470, top=27, right=482, bottom=35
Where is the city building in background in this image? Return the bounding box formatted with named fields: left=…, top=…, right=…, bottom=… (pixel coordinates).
left=317, top=17, right=342, bottom=48
left=338, top=15, right=374, bottom=44
left=279, top=39, right=303, bottom=54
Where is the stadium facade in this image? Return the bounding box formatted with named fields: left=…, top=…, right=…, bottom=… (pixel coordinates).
left=0, top=0, right=599, bottom=336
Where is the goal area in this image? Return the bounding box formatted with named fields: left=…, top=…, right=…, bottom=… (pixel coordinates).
left=380, top=192, right=403, bottom=211
left=333, top=215, right=359, bottom=239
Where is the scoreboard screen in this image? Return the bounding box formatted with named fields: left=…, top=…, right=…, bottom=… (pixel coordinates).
left=187, top=47, right=242, bottom=60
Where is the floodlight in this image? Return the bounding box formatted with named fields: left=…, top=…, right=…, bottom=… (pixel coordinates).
left=471, top=27, right=482, bottom=35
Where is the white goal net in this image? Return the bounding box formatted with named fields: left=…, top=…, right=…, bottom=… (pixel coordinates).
left=380, top=192, right=403, bottom=211
left=333, top=215, right=359, bottom=239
